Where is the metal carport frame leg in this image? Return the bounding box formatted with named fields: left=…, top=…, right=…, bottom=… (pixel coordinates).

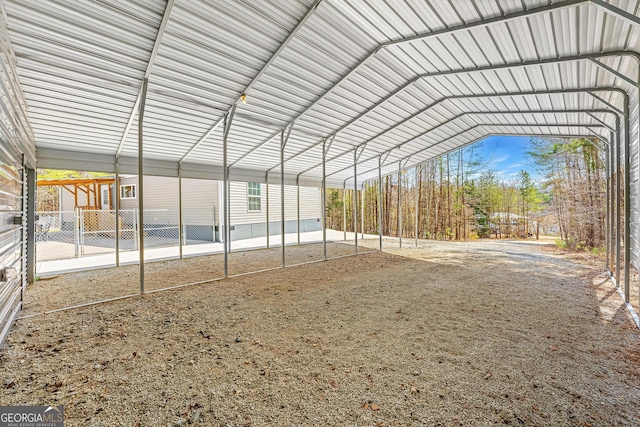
left=222, top=106, right=237, bottom=278
left=138, top=77, right=148, bottom=294
left=378, top=156, right=383, bottom=251
left=354, top=149, right=358, bottom=254
left=398, top=162, right=402, bottom=249
left=322, top=138, right=327, bottom=261
left=115, top=157, right=120, bottom=267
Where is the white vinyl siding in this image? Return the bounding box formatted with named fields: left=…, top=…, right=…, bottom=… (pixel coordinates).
left=229, top=182, right=321, bottom=226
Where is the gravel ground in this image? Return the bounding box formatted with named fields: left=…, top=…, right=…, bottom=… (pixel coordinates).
left=24, top=241, right=370, bottom=314
left=1, top=239, right=639, bottom=426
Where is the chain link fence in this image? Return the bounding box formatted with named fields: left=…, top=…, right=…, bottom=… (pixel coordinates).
left=36, top=208, right=217, bottom=264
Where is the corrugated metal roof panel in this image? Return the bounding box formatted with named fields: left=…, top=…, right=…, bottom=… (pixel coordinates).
left=5, top=0, right=640, bottom=187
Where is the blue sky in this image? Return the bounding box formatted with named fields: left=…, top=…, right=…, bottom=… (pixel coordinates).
left=466, top=135, right=540, bottom=182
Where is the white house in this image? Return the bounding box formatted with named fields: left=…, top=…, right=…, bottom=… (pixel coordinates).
left=57, top=176, right=322, bottom=242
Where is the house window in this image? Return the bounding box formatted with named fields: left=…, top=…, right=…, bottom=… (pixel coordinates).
left=247, top=182, right=261, bottom=211
left=120, top=184, right=136, bottom=199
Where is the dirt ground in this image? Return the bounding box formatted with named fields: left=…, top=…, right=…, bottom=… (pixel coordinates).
left=2, top=239, right=640, bottom=426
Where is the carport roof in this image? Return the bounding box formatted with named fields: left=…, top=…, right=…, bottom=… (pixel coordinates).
left=4, top=0, right=639, bottom=187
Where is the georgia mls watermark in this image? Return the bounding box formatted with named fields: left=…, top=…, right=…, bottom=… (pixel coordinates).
left=0, top=406, right=63, bottom=427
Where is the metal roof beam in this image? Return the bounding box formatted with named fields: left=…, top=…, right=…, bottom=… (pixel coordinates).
left=279, top=0, right=588, bottom=129
left=357, top=126, right=606, bottom=181
left=324, top=112, right=610, bottom=179
left=297, top=87, right=625, bottom=177
left=591, top=0, right=640, bottom=28
left=361, top=132, right=607, bottom=185
left=116, top=0, right=175, bottom=157
left=276, top=52, right=637, bottom=174
left=586, top=113, right=616, bottom=132
left=588, top=58, right=638, bottom=87
left=587, top=92, right=624, bottom=115
left=233, top=1, right=597, bottom=170
left=180, top=0, right=323, bottom=163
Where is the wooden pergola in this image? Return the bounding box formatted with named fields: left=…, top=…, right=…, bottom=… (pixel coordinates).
left=37, top=177, right=117, bottom=210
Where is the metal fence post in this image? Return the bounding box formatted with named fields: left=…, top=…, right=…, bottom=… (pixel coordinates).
left=133, top=207, right=138, bottom=251
left=74, top=208, right=79, bottom=258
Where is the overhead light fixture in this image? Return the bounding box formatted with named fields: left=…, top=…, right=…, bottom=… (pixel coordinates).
left=240, top=93, right=247, bottom=104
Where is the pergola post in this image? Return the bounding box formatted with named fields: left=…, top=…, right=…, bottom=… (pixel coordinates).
left=115, top=157, right=120, bottom=267
left=138, top=77, right=148, bottom=294
left=178, top=162, right=183, bottom=259
left=322, top=138, right=327, bottom=261
left=398, top=162, right=402, bottom=249
left=354, top=149, right=358, bottom=254
left=378, top=156, right=383, bottom=251
left=222, top=106, right=236, bottom=278
left=265, top=172, right=270, bottom=249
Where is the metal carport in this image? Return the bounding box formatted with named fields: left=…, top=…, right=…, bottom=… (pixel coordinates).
left=1, top=0, right=640, bottom=343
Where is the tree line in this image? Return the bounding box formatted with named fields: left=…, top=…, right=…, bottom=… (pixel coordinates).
left=326, top=137, right=606, bottom=249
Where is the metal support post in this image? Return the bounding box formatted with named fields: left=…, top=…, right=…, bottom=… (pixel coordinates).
left=178, top=163, right=183, bottom=259
left=398, top=163, right=402, bottom=248
left=115, top=157, right=120, bottom=267
left=138, top=77, right=148, bottom=294
left=609, top=131, right=615, bottom=273
left=266, top=173, right=270, bottom=249
left=322, top=139, right=327, bottom=260
left=222, top=106, right=236, bottom=278
left=343, top=181, right=347, bottom=241
left=415, top=165, right=419, bottom=247
left=605, top=143, right=610, bottom=271
left=361, top=182, right=365, bottom=240
left=615, top=119, right=621, bottom=286
left=280, top=130, right=286, bottom=268
left=378, top=157, right=383, bottom=251
left=354, top=149, right=358, bottom=254
left=623, top=102, right=630, bottom=302
left=26, top=168, right=35, bottom=284
left=297, top=177, right=301, bottom=245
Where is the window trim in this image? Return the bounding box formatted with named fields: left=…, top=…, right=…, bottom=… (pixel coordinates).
left=120, top=184, right=136, bottom=200
left=247, top=182, right=261, bottom=212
